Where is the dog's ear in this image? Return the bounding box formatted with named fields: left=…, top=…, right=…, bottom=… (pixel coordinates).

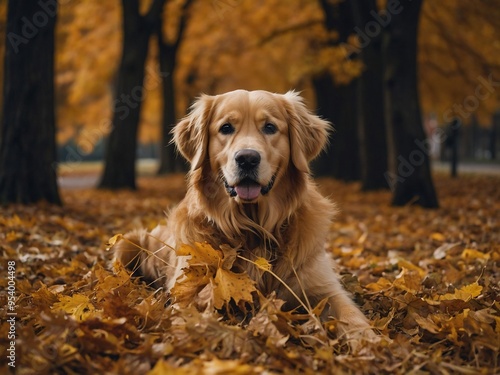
left=173, top=94, right=214, bottom=170
left=283, top=91, right=331, bottom=173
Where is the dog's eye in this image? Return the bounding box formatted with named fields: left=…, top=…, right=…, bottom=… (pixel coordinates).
left=219, top=123, right=235, bottom=135
left=263, top=123, right=277, bottom=135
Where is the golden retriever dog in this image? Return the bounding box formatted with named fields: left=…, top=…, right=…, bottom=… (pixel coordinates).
left=114, top=89, right=373, bottom=341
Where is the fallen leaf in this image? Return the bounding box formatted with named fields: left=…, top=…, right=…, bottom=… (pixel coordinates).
left=213, top=268, right=256, bottom=309
left=177, top=242, right=223, bottom=269
left=53, top=294, right=96, bottom=321
left=365, top=277, right=393, bottom=292
left=393, top=268, right=423, bottom=294
left=461, top=248, right=490, bottom=261
left=439, top=282, right=483, bottom=302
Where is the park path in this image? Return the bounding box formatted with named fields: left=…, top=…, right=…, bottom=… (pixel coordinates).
left=57, top=160, right=500, bottom=189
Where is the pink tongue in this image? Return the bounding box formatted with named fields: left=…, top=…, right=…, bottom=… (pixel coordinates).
left=235, top=184, right=261, bottom=200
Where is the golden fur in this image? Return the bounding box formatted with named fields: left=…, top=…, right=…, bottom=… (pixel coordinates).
left=114, top=90, right=373, bottom=340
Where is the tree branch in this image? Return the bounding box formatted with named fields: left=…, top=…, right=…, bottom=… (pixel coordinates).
left=144, top=0, right=167, bottom=31
left=423, top=3, right=499, bottom=79
left=258, top=19, right=323, bottom=46
left=173, top=0, right=195, bottom=50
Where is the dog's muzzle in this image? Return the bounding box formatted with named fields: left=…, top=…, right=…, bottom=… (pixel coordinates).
left=223, top=175, right=276, bottom=202
left=222, top=149, right=276, bottom=201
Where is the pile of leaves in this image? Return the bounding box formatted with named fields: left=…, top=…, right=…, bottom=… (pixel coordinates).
left=0, top=173, right=499, bottom=374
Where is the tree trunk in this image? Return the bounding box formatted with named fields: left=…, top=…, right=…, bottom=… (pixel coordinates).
left=99, top=0, right=164, bottom=190
left=351, top=0, right=388, bottom=190
left=0, top=0, right=60, bottom=204
left=312, top=74, right=359, bottom=180
left=383, top=0, right=439, bottom=208
left=156, top=0, right=194, bottom=175
left=313, top=0, right=360, bottom=180
left=493, top=110, right=500, bottom=161
left=157, top=41, right=185, bottom=173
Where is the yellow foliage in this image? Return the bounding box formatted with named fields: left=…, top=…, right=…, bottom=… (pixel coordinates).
left=53, top=294, right=96, bottom=321
left=419, top=0, right=500, bottom=124
left=3, top=175, right=499, bottom=372
left=439, top=282, right=483, bottom=302
left=213, top=268, right=256, bottom=309
left=172, top=242, right=256, bottom=309
left=177, top=242, right=223, bottom=268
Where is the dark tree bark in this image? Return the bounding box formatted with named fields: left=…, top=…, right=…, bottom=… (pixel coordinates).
left=312, top=74, right=359, bottom=180
left=99, top=0, right=165, bottom=190
left=351, top=0, right=388, bottom=190
left=313, top=0, right=360, bottom=181
left=157, top=0, right=194, bottom=175
left=492, top=110, right=500, bottom=160
left=383, top=0, right=439, bottom=208
left=0, top=0, right=60, bottom=204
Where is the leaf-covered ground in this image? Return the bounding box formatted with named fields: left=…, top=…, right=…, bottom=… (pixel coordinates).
left=1, top=172, right=499, bottom=374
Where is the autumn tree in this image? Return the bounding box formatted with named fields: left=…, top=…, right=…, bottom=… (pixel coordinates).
left=157, top=0, right=194, bottom=174
left=99, top=0, right=165, bottom=190
left=382, top=0, right=439, bottom=208
left=0, top=2, right=6, bottom=116
left=312, top=0, right=360, bottom=181
left=419, top=1, right=500, bottom=120
left=0, top=0, right=61, bottom=204
left=257, top=1, right=385, bottom=187
left=350, top=0, right=388, bottom=190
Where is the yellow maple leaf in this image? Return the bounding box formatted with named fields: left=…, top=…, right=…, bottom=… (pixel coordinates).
left=94, top=263, right=131, bottom=301
left=439, top=282, right=483, bottom=301
left=53, top=294, right=96, bottom=321
left=365, top=277, right=393, bottom=292
left=177, top=242, right=223, bottom=269
left=213, top=268, right=256, bottom=309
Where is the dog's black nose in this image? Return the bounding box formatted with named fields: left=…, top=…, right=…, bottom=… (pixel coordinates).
left=235, top=149, right=261, bottom=170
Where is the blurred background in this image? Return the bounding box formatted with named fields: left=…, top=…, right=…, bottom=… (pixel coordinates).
left=0, top=0, right=499, bottom=205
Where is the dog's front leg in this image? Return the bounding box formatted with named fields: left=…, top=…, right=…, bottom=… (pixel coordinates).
left=298, top=252, right=375, bottom=343
left=113, top=225, right=177, bottom=289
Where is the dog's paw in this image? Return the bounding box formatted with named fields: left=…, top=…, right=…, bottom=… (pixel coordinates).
left=113, top=229, right=149, bottom=273
left=338, top=322, right=392, bottom=354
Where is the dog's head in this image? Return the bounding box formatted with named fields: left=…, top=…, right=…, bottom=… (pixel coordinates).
left=174, top=90, right=330, bottom=204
